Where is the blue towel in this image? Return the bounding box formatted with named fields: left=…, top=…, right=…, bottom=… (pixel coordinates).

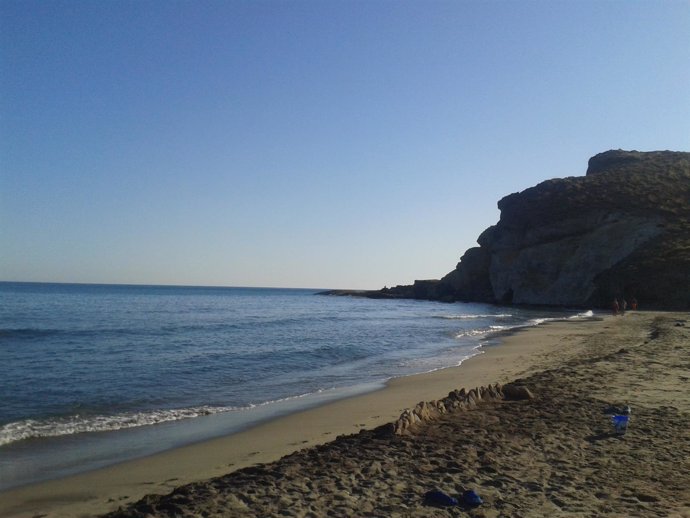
left=424, top=490, right=458, bottom=506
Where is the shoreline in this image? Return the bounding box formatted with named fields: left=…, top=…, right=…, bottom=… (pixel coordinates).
left=1, top=313, right=628, bottom=518
left=0, top=312, right=585, bottom=493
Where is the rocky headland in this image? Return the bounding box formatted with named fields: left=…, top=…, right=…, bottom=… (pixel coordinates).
left=358, top=150, right=690, bottom=309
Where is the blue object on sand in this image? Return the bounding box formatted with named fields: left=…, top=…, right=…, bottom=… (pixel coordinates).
left=612, top=414, right=629, bottom=433
left=424, top=490, right=458, bottom=506
left=462, top=489, right=483, bottom=506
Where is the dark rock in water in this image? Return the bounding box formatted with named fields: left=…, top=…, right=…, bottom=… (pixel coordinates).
left=374, top=150, right=690, bottom=309
left=316, top=289, right=376, bottom=297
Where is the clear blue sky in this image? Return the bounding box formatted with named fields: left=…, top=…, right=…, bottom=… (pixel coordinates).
left=1, top=0, right=689, bottom=289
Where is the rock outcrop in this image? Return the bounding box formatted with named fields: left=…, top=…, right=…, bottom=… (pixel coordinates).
left=376, top=150, right=690, bottom=309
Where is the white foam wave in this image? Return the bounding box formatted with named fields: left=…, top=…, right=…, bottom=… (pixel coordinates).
left=571, top=309, right=594, bottom=319
left=455, top=328, right=491, bottom=338
left=0, top=389, right=333, bottom=447
left=529, top=317, right=554, bottom=325
left=528, top=310, right=595, bottom=326
left=0, top=405, right=241, bottom=446
left=395, top=344, right=484, bottom=374
left=456, top=323, right=523, bottom=338
left=453, top=310, right=594, bottom=340
left=437, top=313, right=512, bottom=320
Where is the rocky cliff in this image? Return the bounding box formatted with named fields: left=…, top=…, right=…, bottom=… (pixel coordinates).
left=379, top=150, right=690, bottom=309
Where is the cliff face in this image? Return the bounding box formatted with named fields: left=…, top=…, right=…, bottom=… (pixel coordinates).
left=386, top=150, right=690, bottom=309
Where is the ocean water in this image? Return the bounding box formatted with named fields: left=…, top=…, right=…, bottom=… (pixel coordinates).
left=0, top=282, right=592, bottom=490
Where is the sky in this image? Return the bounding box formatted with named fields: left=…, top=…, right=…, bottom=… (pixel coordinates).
left=1, top=0, right=689, bottom=290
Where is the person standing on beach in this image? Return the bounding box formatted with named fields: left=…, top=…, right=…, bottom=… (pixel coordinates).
left=621, top=299, right=627, bottom=314
left=612, top=299, right=620, bottom=315
left=631, top=297, right=638, bottom=310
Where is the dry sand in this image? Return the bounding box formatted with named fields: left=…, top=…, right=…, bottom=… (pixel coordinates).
left=3, top=311, right=689, bottom=517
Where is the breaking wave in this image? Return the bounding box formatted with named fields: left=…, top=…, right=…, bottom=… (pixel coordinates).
left=435, top=313, right=513, bottom=320
left=453, top=309, right=595, bottom=339
left=0, top=389, right=329, bottom=447
left=0, top=406, right=237, bottom=446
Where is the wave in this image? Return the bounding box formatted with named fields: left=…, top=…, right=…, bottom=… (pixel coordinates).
left=455, top=327, right=499, bottom=338
left=435, top=314, right=513, bottom=320
left=0, top=389, right=334, bottom=447
left=0, top=326, right=156, bottom=341
left=528, top=310, right=595, bottom=326
left=0, top=328, right=63, bottom=340
left=441, top=309, right=593, bottom=323
left=0, top=406, right=236, bottom=446
left=571, top=310, right=594, bottom=319
left=396, top=343, right=484, bottom=373
left=453, top=310, right=595, bottom=339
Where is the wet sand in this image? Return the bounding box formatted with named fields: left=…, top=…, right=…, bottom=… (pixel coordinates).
left=3, top=311, right=689, bottom=517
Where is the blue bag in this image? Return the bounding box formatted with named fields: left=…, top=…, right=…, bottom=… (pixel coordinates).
left=611, top=414, right=629, bottom=433
left=462, top=489, right=483, bottom=506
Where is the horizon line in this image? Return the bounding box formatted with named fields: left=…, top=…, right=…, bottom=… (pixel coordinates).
left=0, top=280, right=339, bottom=292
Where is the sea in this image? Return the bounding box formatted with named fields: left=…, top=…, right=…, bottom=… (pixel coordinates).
left=0, top=282, right=593, bottom=491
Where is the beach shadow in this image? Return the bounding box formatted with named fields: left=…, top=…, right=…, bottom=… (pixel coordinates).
left=587, top=431, right=625, bottom=443
left=422, top=501, right=455, bottom=509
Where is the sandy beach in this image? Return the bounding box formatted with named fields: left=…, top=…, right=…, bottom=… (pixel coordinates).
left=3, top=311, right=689, bottom=517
